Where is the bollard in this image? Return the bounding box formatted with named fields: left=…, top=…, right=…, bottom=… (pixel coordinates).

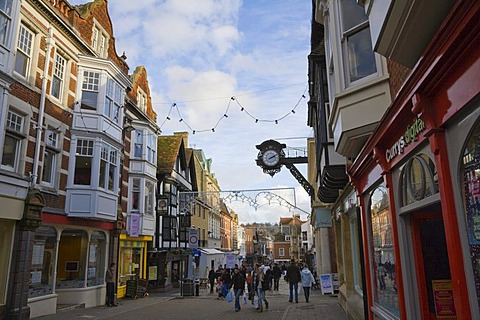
left=195, top=279, right=200, bottom=296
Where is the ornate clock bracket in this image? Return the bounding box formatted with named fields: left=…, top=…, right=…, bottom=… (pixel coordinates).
left=255, top=139, right=314, bottom=197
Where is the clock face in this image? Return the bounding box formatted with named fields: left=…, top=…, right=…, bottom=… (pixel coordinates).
left=262, top=149, right=280, bottom=167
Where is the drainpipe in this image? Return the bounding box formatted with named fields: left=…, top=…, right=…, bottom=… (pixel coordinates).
left=31, top=27, right=55, bottom=188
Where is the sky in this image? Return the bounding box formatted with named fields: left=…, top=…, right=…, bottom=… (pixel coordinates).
left=70, top=0, right=313, bottom=224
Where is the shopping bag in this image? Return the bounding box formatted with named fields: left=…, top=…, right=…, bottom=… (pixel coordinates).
left=253, top=296, right=259, bottom=308
left=242, top=292, right=247, bottom=305
left=226, top=291, right=233, bottom=303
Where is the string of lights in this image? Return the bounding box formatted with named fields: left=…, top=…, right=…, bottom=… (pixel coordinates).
left=159, top=83, right=308, bottom=134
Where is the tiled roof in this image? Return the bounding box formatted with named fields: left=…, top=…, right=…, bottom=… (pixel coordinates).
left=157, top=135, right=184, bottom=174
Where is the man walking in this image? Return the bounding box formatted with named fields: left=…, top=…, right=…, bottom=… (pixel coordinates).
left=272, top=263, right=282, bottom=291
left=286, top=259, right=301, bottom=303
left=232, top=267, right=246, bottom=312
left=105, top=262, right=117, bottom=307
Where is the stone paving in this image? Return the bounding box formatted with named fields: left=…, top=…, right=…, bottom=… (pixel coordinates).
left=36, top=279, right=347, bottom=320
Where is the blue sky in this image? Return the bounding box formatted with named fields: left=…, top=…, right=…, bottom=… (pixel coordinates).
left=70, top=0, right=313, bottom=224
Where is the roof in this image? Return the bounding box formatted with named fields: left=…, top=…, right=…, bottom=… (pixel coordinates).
left=157, top=135, right=184, bottom=174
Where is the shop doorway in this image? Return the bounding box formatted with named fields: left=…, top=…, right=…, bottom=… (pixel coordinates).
left=411, top=213, right=455, bottom=319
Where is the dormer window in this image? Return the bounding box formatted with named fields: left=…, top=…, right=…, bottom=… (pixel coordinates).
left=92, top=24, right=108, bottom=58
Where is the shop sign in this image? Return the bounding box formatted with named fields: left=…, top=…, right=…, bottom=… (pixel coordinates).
left=386, top=117, right=425, bottom=163
left=315, top=208, right=332, bottom=227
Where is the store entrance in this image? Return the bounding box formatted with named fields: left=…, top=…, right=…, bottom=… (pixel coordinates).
left=412, top=213, right=455, bottom=319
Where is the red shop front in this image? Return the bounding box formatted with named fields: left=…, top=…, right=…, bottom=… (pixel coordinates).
left=348, top=2, right=480, bottom=320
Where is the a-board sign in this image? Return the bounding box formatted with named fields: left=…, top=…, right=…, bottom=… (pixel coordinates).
left=320, top=274, right=334, bottom=295
left=125, top=280, right=137, bottom=298
left=137, top=278, right=148, bottom=298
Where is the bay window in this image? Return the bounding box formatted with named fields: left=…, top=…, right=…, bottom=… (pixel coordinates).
left=147, top=133, right=156, bottom=163
left=145, top=181, right=154, bottom=215
left=134, top=130, right=143, bottom=158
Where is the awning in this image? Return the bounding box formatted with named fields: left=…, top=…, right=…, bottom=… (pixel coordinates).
left=200, top=248, right=225, bottom=255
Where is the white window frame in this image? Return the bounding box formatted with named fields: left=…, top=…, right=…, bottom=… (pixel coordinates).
left=14, top=24, right=34, bottom=79
left=337, top=0, right=379, bottom=88
left=279, top=248, right=285, bottom=257
left=104, top=77, right=122, bottom=124
left=98, top=142, right=118, bottom=192
left=0, top=0, right=13, bottom=46
left=285, top=235, right=291, bottom=241
left=81, top=71, right=100, bottom=111
left=134, top=130, right=143, bottom=158
left=2, top=109, right=26, bottom=172
left=145, top=181, right=154, bottom=215
left=131, top=178, right=141, bottom=212
left=51, top=51, right=66, bottom=101
left=41, top=128, right=60, bottom=187
left=146, top=132, right=156, bottom=164
left=73, top=139, right=94, bottom=185
left=92, top=24, right=108, bottom=58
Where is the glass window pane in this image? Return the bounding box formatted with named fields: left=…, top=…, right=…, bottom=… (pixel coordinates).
left=347, top=27, right=376, bottom=82
left=56, top=230, right=88, bottom=288
left=81, top=91, right=98, bottom=110
left=2, top=135, right=18, bottom=168
left=99, top=159, right=106, bottom=188
left=42, top=149, right=55, bottom=184
left=108, top=163, right=115, bottom=191
left=74, top=155, right=92, bottom=185
left=340, top=0, right=367, bottom=31
left=29, top=226, right=57, bottom=298
left=369, top=184, right=399, bottom=316
left=87, top=231, right=106, bottom=287
left=462, top=121, right=480, bottom=308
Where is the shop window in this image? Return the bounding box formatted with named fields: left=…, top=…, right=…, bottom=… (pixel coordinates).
left=349, top=209, right=363, bottom=293
left=0, top=219, right=14, bottom=304
left=369, top=183, right=399, bottom=316
left=87, top=231, right=106, bottom=287
left=461, top=121, right=480, bottom=309
left=56, top=229, right=88, bottom=288
left=119, top=246, right=142, bottom=285
left=400, top=153, right=438, bottom=206
left=29, top=226, right=56, bottom=298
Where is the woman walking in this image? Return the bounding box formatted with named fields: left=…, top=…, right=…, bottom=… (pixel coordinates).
left=300, top=264, right=316, bottom=303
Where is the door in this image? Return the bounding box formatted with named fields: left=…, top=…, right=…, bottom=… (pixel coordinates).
left=412, top=213, right=455, bottom=319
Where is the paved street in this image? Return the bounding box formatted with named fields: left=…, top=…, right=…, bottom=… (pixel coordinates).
left=36, top=280, right=347, bottom=320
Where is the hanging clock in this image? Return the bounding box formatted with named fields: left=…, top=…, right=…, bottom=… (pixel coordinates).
left=262, top=149, right=280, bottom=167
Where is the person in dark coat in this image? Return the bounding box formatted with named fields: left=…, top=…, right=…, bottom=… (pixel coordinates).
left=286, top=259, right=301, bottom=303
left=232, top=267, right=246, bottom=312
left=272, top=263, right=282, bottom=291
left=208, top=269, right=216, bottom=293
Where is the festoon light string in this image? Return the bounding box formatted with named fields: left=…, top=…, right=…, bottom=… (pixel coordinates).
left=159, top=83, right=308, bottom=134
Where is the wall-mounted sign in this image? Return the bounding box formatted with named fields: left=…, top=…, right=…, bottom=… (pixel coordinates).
left=315, top=208, right=332, bottom=228
left=386, top=117, right=425, bottom=162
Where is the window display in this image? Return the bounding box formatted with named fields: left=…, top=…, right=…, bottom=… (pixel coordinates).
left=369, top=183, right=399, bottom=316
left=462, top=121, right=480, bottom=309
left=29, top=226, right=56, bottom=297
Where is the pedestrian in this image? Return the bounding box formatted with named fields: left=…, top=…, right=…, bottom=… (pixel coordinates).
left=272, top=263, right=282, bottom=291
left=208, top=269, right=216, bottom=293
left=300, top=264, right=316, bottom=303
left=255, top=265, right=269, bottom=312
left=232, top=267, right=246, bottom=312
left=105, top=262, right=117, bottom=307
left=286, top=259, right=301, bottom=303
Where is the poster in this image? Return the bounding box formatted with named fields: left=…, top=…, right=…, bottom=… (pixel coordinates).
left=432, top=280, right=456, bottom=319
left=30, top=271, right=42, bottom=285
left=320, top=274, right=334, bottom=294
left=226, top=253, right=236, bottom=269
left=32, top=242, right=45, bottom=268
left=149, top=266, right=157, bottom=280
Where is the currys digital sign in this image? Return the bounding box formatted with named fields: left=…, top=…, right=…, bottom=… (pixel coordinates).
left=385, top=117, right=425, bottom=163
